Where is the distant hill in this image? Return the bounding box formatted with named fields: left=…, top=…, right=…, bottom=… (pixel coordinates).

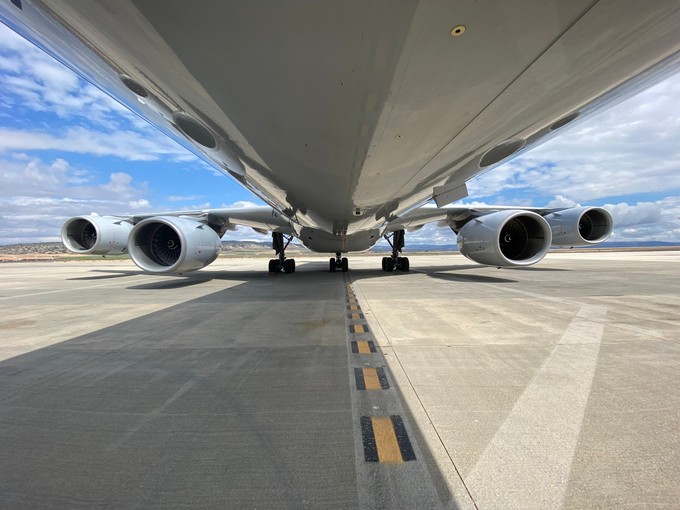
left=220, top=240, right=306, bottom=252
left=0, top=240, right=303, bottom=255
left=220, top=241, right=271, bottom=251
left=372, top=241, right=680, bottom=252
left=0, top=240, right=678, bottom=256
left=594, top=241, right=679, bottom=248
left=0, top=242, right=68, bottom=254
left=369, top=244, right=458, bottom=252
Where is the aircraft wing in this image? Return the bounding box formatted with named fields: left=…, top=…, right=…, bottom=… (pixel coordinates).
left=387, top=206, right=560, bottom=232
left=129, top=207, right=296, bottom=236
left=61, top=206, right=295, bottom=258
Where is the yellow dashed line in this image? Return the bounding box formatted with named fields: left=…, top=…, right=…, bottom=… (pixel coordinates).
left=372, top=417, right=403, bottom=463
left=357, top=341, right=372, bottom=354
left=349, top=305, right=359, bottom=310
left=353, top=324, right=366, bottom=334
left=363, top=368, right=381, bottom=390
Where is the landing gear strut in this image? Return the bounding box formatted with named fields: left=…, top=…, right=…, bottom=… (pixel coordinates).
left=329, top=252, right=349, bottom=272
left=268, top=232, right=295, bottom=273
left=382, top=229, right=410, bottom=272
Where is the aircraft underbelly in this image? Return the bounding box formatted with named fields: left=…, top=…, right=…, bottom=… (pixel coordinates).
left=2, top=0, right=680, bottom=236
left=299, top=227, right=381, bottom=253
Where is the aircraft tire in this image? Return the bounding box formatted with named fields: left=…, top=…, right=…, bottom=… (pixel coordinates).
left=401, top=257, right=410, bottom=272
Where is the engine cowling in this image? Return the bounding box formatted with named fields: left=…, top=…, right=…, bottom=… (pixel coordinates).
left=545, top=207, right=613, bottom=246
left=457, top=210, right=552, bottom=266
left=61, top=215, right=132, bottom=255
left=128, top=216, right=221, bottom=273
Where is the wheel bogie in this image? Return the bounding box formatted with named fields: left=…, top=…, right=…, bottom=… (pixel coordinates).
left=381, top=255, right=410, bottom=272
left=380, top=230, right=410, bottom=273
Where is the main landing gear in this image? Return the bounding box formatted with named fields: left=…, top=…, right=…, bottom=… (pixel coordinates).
left=382, top=229, right=410, bottom=272
left=329, top=252, right=349, bottom=272
left=268, top=232, right=296, bottom=273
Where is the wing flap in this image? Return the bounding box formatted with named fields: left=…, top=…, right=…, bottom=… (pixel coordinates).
left=131, top=207, right=295, bottom=236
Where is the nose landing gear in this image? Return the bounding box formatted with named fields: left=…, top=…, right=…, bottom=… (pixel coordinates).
left=329, top=252, right=349, bottom=272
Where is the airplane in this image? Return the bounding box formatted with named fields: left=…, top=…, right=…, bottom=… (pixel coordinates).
left=2, top=1, right=679, bottom=275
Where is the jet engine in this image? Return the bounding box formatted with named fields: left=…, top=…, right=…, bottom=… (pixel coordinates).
left=545, top=207, right=613, bottom=246
left=128, top=216, right=221, bottom=273
left=61, top=215, right=132, bottom=255
left=457, top=210, right=552, bottom=266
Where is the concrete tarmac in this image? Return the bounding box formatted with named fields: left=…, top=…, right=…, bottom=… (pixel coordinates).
left=0, top=251, right=679, bottom=509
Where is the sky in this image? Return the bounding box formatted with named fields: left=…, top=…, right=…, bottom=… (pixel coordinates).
left=0, top=22, right=679, bottom=246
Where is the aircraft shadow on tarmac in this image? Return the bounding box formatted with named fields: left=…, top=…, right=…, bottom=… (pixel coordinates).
left=67, top=272, right=140, bottom=281
left=126, top=277, right=214, bottom=290
left=427, top=272, right=518, bottom=284
left=73, top=260, right=568, bottom=288
left=0, top=265, right=460, bottom=509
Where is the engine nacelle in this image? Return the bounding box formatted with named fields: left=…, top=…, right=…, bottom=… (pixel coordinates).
left=128, top=216, right=221, bottom=273
left=457, top=210, right=552, bottom=266
left=545, top=207, right=613, bottom=246
left=61, top=215, right=132, bottom=255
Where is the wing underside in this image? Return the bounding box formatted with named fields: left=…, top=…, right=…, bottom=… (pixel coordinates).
left=1, top=0, right=679, bottom=236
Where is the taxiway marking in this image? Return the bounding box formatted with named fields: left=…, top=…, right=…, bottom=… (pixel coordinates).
left=466, top=305, right=607, bottom=509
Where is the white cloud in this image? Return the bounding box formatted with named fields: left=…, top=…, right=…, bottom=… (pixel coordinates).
left=0, top=156, right=152, bottom=243
left=604, top=201, right=661, bottom=227
left=0, top=156, right=148, bottom=197
left=469, top=73, right=680, bottom=202
left=168, top=195, right=204, bottom=202
left=128, top=199, right=152, bottom=210
left=404, top=222, right=457, bottom=246
left=0, top=126, right=191, bottom=161
left=545, top=195, right=579, bottom=208
left=0, top=23, right=133, bottom=129
left=0, top=24, right=201, bottom=164
left=221, top=226, right=270, bottom=243
left=602, top=196, right=680, bottom=243
left=220, top=200, right=263, bottom=209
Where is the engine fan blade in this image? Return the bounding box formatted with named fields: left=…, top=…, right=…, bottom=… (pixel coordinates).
left=78, top=222, right=97, bottom=249
left=499, top=218, right=529, bottom=259
left=150, top=225, right=182, bottom=266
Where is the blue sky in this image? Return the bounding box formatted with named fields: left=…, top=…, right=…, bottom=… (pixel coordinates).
left=0, top=22, right=679, bottom=246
